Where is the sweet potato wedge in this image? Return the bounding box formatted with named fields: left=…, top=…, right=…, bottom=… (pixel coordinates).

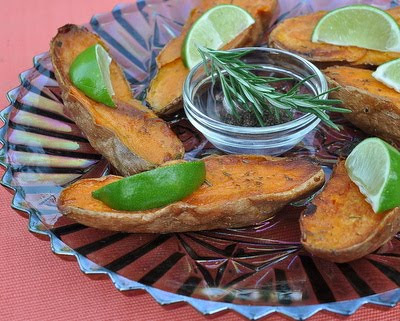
left=300, top=161, right=400, bottom=263
left=58, top=155, right=324, bottom=233
left=269, top=7, right=400, bottom=66
left=324, top=66, right=400, bottom=145
left=50, top=25, right=184, bottom=176
left=146, top=0, right=278, bottom=115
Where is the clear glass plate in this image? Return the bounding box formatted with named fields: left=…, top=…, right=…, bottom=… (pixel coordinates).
left=1, top=0, right=400, bottom=319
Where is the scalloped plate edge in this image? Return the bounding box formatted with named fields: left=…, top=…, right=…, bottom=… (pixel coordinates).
left=1, top=6, right=400, bottom=321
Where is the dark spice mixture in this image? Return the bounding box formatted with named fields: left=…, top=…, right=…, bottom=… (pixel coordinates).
left=221, top=108, right=294, bottom=127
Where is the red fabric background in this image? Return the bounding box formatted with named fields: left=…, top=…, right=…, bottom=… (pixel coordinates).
left=0, top=0, right=399, bottom=320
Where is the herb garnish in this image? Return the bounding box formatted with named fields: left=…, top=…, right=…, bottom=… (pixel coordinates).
left=198, top=46, right=351, bottom=130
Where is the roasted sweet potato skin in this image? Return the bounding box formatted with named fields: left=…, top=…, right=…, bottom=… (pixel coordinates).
left=58, top=155, right=324, bottom=233
left=269, top=7, right=400, bottom=66
left=50, top=25, right=184, bottom=176
left=324, top=66, right=400, bottom=145
left=146, top=0, right=278, bottom=115
left=300, top=161, right=400, bottom=263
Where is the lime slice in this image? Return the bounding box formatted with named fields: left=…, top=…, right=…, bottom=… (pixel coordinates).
left=92, top=161, right=206, bottom=211
left=372, top=58, right=400, bottom=92
left=69, top=44, right=115, bottom=107
left=312, top=5, right=400, bottom=52
left=345, top=137, right=400, bottom=213
left=182, top=4, right=255, bottom=69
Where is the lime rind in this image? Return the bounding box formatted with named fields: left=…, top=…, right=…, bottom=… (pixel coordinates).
left=182, top=20, right=223, bottom=69
left=69, top=44, right=115, bottom=107
left=345, top=137, right=400, bottom=213
left=92, top=161, right=206, bottom=211
left=312, top=5, right=400, bottom=52
left=95, top=44, right=115, bottom=98
left=372, top=58, right=400, bottom=92
left=346, top=139, right=389, bottom=211
left=182, top=4, right=255, bottom=69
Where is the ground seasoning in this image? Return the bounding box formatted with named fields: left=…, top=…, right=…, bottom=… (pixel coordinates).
left=220, top=107, right=294, bottom=127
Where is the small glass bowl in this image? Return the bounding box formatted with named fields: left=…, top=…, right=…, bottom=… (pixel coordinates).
left=183, top=47, right=327, bottom=155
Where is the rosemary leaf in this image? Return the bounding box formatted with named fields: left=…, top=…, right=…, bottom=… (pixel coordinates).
left=198, top=46, right=349, bottom=129
left=286, top=75, right=315, bottom=96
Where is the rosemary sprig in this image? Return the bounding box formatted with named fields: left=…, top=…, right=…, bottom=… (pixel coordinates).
left=197, top=46, right=351, bottom=130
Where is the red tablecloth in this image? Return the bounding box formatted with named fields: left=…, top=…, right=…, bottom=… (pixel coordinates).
left=1, top=0, right=399, bottom=320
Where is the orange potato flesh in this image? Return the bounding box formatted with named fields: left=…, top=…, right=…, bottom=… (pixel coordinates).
left=269, top=7, right=400, bottom=66
left=302, top=161, right=381, bottom=248
left=145, top=59, right=187, bottom=115
left=51, top=25, right=184, bottom=175
left=61, top=175, right=121, bottom=213
left=301, top=161, right=400, bottom=263
left=184, top=155, right=322, bottom=206
left=58, top=155, right=324, bottom=233
left=324, top=66, right=400, bottom=145
left=325, top=66, right=400, bottom=105
left=146, top=0, right=278, bottom=115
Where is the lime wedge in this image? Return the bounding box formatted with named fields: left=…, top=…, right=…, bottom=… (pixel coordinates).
left=92, top=161, right=206, bottom=211
left=312, top=5, right=400, bottom=52
left=345, top=137, right=400, bottom=213
left=69, top=44, right=115, bottom=107
left=182, top=4, right=255, bottom=69
left=372, top=58, right=400, bottom=92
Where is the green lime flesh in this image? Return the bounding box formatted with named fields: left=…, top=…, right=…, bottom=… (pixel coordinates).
left=345, top=137, right=400, bottom=213
left=312, top=5, right=400, bottom=52
left=372, top=58, right=400, bottom=92
left=182, top=4, right=255, bottom=69
left=92, top=161, right=206, bottom=211
left=69, top=44, right=115, bottom=107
